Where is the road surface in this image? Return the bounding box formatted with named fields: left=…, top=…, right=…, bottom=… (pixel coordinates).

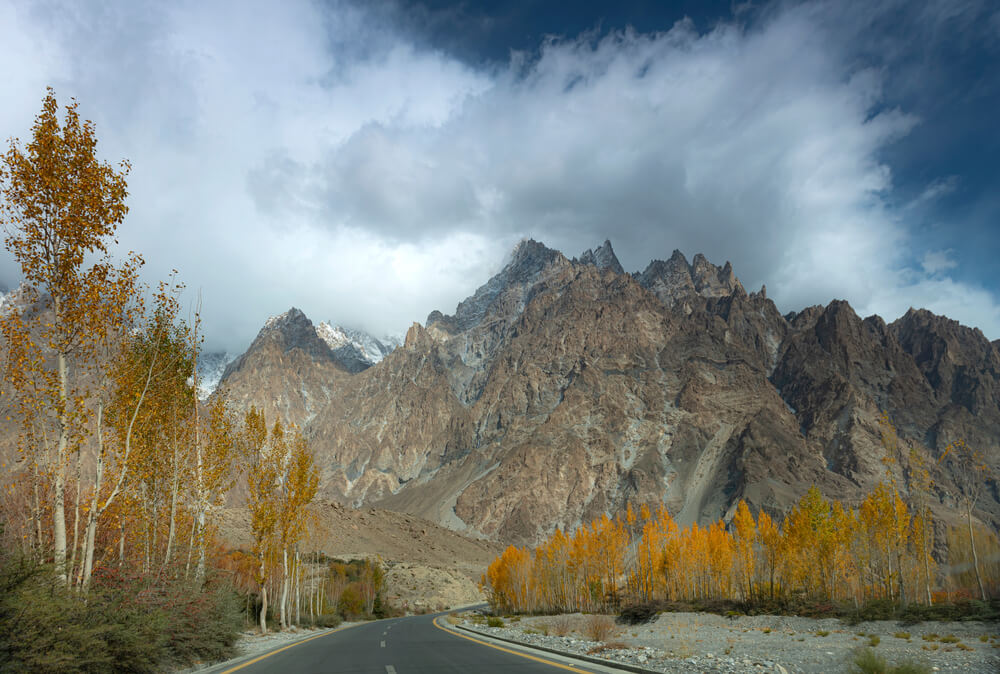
left=216, top=611, right=624, bottom=673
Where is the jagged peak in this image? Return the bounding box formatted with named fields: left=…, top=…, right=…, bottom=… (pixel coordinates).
left=575, top=239, right=625, bottom=275
left=638, top=249, right=744, bottom=305
left=262, top=306, right=311, bottom=331
left=891, top=306, right=990, bottom=345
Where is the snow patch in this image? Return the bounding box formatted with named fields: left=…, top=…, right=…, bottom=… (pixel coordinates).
left=195, top=351, right=237, bottom=399
left=315, top=321, right=400, bottom=365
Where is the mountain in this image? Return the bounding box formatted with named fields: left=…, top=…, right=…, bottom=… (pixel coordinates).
left=196, top=351, right=237, bottom=400
left=216, top=240, right=999, bottom=545
left=315, top=322, right=401, bottom=373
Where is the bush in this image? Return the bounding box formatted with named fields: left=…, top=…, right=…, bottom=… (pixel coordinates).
left=584, top=615, right=616, bottom=642
left=551, top=615, right=574, bottom=636
left=315, top=613, right=342, bottom=628
left=0, top=550, right=242, bottom=673
left=487, top=616, right=505, bottom=628
left=618, top=602, right=659, bottom=625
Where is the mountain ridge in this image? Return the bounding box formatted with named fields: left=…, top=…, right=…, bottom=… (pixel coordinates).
left=215, top=239, right=1000, bottom=545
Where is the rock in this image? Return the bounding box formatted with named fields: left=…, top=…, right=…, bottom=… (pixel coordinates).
left=210, top=239, right=1000, bottom=543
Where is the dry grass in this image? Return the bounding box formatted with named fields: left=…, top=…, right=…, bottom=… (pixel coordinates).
left=584, top=614, right=617, bottom=642
left=551, top=615, right=574, bottom=637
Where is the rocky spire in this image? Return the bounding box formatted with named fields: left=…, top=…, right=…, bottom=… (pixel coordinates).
left=576, top=239, right=625, bottom=275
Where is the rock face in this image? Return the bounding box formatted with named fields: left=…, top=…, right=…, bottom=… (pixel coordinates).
left=217, top=241, right=1000, bottom=545
left=219, top=308, right=353, bottom=428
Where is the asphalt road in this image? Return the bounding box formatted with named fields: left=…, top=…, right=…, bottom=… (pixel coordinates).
left=218, top=612, right=620, bottom=674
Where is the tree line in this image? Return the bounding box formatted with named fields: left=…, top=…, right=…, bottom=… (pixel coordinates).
left=483, top=422, right=996, bottom=615
left=0, top=90, right=326, bottom=668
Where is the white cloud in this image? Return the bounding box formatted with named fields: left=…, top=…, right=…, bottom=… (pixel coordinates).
left=921, top=249, right=958, bottom=276
left=1, top=0, right=998, bottom=350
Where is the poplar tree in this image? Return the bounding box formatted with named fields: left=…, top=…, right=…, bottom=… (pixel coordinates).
left=1, top=89, right=140, bottom=582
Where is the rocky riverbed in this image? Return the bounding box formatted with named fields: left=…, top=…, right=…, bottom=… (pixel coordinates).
left=459, top=611, right=999, bottom=673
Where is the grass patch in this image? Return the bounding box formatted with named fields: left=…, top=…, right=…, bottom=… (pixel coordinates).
left=868, top=635, right=880, bottom=647
left=894, top=632, right=910, bottom=639
left=939, top=634, right=959, bottom=644
left=816, top=630, right=830, bottom=637
left=486, top=616, right=505, bottom=628
left=850, top=647, right=931, bottom=674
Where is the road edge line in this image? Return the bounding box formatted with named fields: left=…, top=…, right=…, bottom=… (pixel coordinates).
left=432, top=617, right=594, bottom=673
left=440, top=618, right=662, bottom=674
left=214, top=622, right=362, bottom=673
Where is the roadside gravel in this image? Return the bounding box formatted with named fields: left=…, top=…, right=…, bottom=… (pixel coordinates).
left=179, top=623, right=359, bottom=672
left=460, top=611, right=999, bottom=673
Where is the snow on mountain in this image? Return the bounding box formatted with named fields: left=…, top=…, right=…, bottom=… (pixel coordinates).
left=196, top=351, right=237, bottom=400
left=315, top=322, right=400, bottom=366
left=0, top=283, right=35, bottom=316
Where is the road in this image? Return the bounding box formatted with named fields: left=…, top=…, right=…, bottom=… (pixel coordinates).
left=217, top=611, right=624, bottom=674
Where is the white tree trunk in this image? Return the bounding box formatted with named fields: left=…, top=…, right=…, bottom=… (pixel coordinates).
left=53, top=349, right=69, bottom=585
left=968, top=504, right=987, bottom=601
left=260, top=582, right=269, bottom=634
left=280, top=547, right=289, bottom=629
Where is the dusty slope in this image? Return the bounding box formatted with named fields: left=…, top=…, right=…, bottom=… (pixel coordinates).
left=218, top=501, right=501, bottom=610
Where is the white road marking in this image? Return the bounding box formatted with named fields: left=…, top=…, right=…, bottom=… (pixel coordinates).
left=382, top=631, right=387, bottom=636
left=380, top=640, right=386, bottom=648
left=385, top=667, right=396, bottom=674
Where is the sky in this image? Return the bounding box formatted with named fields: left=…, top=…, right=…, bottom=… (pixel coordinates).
left=1, top=0, right=998, bottom=352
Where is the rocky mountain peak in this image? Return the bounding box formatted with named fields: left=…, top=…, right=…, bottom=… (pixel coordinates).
left=257, top=307, right=330, bottom=357
left=575, top=239, right=625, bottom=275
left=636, top=249, right=744, bottom=306
left=428, top=239, right=565, bottom=333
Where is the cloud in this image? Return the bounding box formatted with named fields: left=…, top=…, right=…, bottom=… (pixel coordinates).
left=921, top=249, right=958, bottom=276
left=1, top=0, right=998, bottom=350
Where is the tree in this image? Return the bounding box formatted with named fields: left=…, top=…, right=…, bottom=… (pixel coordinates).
left=940, top=439, right=991, bottom=600
left=1, top=88, right=141, bottom=583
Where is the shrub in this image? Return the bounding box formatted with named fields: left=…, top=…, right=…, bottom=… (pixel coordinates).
left=939, top=634, right=959, bottom=644
left=850, top=647, right=931, bottom=674
left=618, top=602, right=659, bottom=625
left=315, top=613, right=343, bottom=628
left=487, top=616, right=505, bottom=628
left=894, top=632, right=910, bottom=640
left=584, top=615, right=616, bottom=642
left=551, top=615, right=573, bottom=636
left=868, top=635, right=880, bottom=647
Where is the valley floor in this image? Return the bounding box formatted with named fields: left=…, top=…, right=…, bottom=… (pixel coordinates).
left=459, top=610, right=999, bottom=673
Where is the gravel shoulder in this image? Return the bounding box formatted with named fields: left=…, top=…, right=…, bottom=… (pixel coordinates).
left=178, top=623, right=361, bottom=672
left=457, top=611, right=1000, bottom=673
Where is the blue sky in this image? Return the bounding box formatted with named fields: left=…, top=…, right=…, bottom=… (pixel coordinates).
left=1, top=0, right=998, bottom=350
